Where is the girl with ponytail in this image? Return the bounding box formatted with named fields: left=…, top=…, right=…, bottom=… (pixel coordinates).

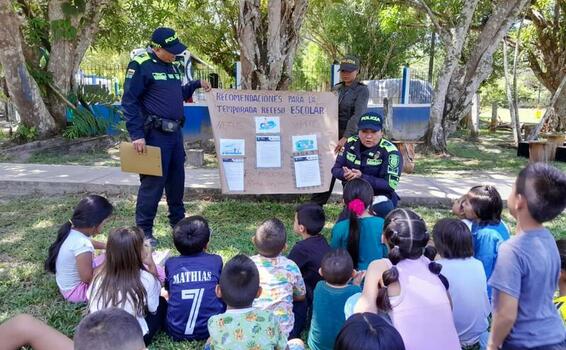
left=356, top=208, right=460, bottom=350
left=331, top=178, right=387, bottom=270
left=44, top=195, right=113, bottom=303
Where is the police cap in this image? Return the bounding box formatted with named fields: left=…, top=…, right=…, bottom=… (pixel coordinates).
left=151, top=27, right=187, bottom=55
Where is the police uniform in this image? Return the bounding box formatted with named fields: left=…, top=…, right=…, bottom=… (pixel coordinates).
left=333, top=80, right=369, bottom=139
left=331, top=113, right=402, bottom=216
left=312, top=57, right=369, bottom=206
left=121, top=27, right=202, bottom=240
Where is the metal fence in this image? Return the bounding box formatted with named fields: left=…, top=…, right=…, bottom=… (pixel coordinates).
left=77, top=63, right=432, bottom=103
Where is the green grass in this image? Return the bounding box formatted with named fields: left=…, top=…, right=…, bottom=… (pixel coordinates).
left=480, top=107, right=544, bottom=124
left=413, top=125, right=566, bottom=176
left=1, top=195, right=565, bottom=349
left=25, top=147, right=121, bottom=167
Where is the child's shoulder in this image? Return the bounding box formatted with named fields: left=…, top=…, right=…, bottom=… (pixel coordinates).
left=166, top=252, right=222, bottom=268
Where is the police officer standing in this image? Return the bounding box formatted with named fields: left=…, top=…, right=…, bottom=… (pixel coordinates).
left=312, top=56, right=369, bottom=206
left=122, top=27, right=211, bottom=245
left=332, top=112, right=402, bottom=217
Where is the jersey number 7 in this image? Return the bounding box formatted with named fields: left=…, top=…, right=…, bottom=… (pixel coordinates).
left=182, top=288, right=205, bottom=335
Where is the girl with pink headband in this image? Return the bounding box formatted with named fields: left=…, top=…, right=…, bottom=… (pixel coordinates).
left=330, top=178, right=388, bottom=270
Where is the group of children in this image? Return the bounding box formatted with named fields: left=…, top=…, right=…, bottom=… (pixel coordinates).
left=1, top=162, right=566, bottom=350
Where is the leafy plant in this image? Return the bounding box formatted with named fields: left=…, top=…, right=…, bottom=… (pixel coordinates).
left=14, top=125, right=39, bottom=142
left=62, top=87, right=116, bottom=139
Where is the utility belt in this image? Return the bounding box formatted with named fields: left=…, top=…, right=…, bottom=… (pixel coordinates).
left=144, top=114, right=185, bottom=133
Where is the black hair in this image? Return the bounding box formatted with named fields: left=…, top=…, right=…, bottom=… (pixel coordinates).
left=376, top=208, right=443, bottom=312
left=74, top=308, right=145, bottom=350
left=254, top=218, right=287, bottom=257
left=466, top=185, right=503, bottom=226
left=219, top=254, right=260, bottom=308
left=296, top=202, right=326, bottom=235
left=173, top=215, right=211, bottom=255
left=45, top=195, right=113, bottom=273
left=342, top=178, right=374, bottom=268
left=557, top=239, right=566, bottom=271
left=515, top=163, right=566, bottom=223
left=321, top=249, right=354, bottom=285
left=432, top=218, right=474, bottom=259
left=334, top=312, right=405, bottom=350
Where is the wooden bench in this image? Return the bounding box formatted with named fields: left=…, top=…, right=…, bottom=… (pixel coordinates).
left=392, top=141, right=424, bottom=174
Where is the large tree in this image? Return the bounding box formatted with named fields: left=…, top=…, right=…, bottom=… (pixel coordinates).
left=404, top=0, right=531, bottom=153
left=305, top=0, right=427, bottom=79
left=525, top=0, right=566, bottom=132
left=0, top=0, right=112, bottom=137
left=238, top=0, right=308, bottom=90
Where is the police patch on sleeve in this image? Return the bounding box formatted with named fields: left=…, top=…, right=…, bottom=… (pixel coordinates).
left=125, top=68, right=136, bottom=79
left=388, top=154, right=400, bottom=174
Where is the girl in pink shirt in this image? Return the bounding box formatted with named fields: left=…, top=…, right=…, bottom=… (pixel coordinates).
left=363, top=208, right=461, bottom=350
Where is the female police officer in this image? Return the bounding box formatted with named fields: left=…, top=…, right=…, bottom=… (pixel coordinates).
left=332, top=112, right=402, bottom=217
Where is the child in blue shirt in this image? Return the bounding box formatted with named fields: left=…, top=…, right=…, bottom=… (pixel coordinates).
left=165, top=216, right=225, bottom=341
left=288, top=203, right=331, bottom=338
left=331, top=178, right=387, bottom=270
left=488, top=163, right=566, bottom=350
left=462, top=185, right=510, bottom=295
left=308, top=249, right=361, bottom=350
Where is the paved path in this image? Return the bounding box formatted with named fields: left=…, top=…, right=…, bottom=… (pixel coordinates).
left=0, top=163, right=515, bottom=207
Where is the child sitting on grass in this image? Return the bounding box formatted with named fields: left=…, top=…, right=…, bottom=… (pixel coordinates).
left=432, top=218, right=490, bottom=349
left=44, top=195, right=113, bottom=303
left=331, top=178, right=387, bottom=270
left=206, top=254, right=304, bottom=350
left=88, top=227, right=165, bottom=346
left=488, top=163, right=566, bottom=350
left=308, top=249, right=362, bottom=350
left=288, top=203, right=331, bottom=338
left=165, top=215, right=225, bottom=341
left=461, top=185, right=510, bottom=297
left=251, top=218, right=306, bottom=338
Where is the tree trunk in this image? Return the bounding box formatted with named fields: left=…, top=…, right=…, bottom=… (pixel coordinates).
left=503, top=39, right=520, bottom=145
left=469, top=93, right=480, bottom=140
left=238, top=0, right=308, bottom=90
left=490, top=102, right=498, bottom=132
left=0, top=0, right=57, bottom=137
left=46, top=0, right=112, bottom=129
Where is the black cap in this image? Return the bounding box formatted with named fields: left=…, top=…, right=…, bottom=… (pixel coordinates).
left=358, top=112, right=383, bottom=131
left=151, top=27, right=187, bottom=55
left=339, top=56, right=359, bottom=72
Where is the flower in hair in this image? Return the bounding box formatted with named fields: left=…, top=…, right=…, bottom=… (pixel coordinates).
left=348, top=198, right=366, bottom=216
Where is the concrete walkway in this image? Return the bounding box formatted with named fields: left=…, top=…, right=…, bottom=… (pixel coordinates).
left=0, top=163, right=515, bottom=207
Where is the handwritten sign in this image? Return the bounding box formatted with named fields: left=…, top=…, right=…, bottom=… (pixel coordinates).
left=206, top=89, right=338, bottom=194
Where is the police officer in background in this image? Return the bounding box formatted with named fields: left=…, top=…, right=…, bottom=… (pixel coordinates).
left=122, top=27, right=211, bottom=245
left=312, top=56, right=369, bottom=206
left=332, top=112, right=401, bottom=218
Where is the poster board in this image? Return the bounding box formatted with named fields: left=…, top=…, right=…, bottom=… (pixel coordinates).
left=206, top=89, right=338, bottom=194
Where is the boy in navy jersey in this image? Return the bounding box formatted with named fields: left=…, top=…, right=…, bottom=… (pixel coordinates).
left=165, top=216, right=225, bottom=341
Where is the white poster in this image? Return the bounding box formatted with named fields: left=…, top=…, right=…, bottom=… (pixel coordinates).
left=292, top=134, right=318, bottom=153
left=256, top=136, right=281, bottom=168
left=294, top=154, right=321, bottom=188
left=220, top=139, right=245, bottom=156
left=255, top=116, right=281, bottom=134
left=222, top=158, right=244, bottom=191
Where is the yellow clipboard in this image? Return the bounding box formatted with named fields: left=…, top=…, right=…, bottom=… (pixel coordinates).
left=119, top=142, right=163, bottom=176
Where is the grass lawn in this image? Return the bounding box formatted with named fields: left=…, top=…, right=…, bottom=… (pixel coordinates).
left=1, top=195, right=565, bottom=349
left=413, top=123, right=566, bottom=176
